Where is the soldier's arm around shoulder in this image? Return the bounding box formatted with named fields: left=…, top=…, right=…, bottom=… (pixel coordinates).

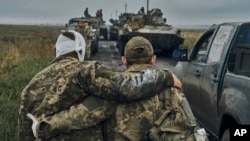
left=162, top=69, right=182, bottom=89
left=80, top=61, right=178, bottom=102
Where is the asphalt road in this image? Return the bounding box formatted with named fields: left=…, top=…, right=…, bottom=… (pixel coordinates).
left=91, top=40, right=177, bottom=72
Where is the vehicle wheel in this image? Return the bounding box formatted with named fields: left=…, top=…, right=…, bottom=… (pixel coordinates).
left=221, top=128, right=230, bottom=141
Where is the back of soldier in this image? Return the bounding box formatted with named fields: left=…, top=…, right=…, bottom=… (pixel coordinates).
left=111, top=94, right=161, bottom=140
left=149, top=87, right=208, bottom=141
left=111, top=36, right=208, bottom=141
left=105, top=74, right=202, bottom=141
left=101, top=64, right=161, bottom=141
left=18, top=58, right=80, bottom=140
left=18, top=58, right=104, bottom=141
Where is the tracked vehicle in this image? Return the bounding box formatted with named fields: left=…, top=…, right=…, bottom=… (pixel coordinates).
left=118, top=8, right=184, bottom=56
left=109, top=13, right=134, bottom=41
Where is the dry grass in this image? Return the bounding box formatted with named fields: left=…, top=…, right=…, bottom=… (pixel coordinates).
left=180, top=29, right=206, bottom=52
left=0, top=24, right=63, bottom=141
left=0, top=25, right=63, bottom=76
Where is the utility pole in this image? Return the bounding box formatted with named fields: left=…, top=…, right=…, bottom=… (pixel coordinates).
left=146, top=0, right=149, bottom=12
left=115, top=9, right=118, bottom=19
left=125, top=2, right=127, bottom=13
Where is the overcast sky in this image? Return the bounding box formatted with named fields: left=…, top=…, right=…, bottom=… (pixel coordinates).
left=1, top=0, right=250, bottom=26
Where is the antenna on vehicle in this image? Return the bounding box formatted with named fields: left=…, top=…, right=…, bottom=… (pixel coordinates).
left=115, top=9, right=118, bottom=19
left=125, top=2, right=127, bottom=13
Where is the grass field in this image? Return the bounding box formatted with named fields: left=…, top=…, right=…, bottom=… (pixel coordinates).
left=0, top=25, right=205, bottom=141
left=0, top=24, right=63, bottom=141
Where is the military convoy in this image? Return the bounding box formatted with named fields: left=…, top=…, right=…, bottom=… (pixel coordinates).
left=109, top=19, right=119, bottom=41
left=115, top=8, right=184, bottom=56
left=66, top=7, right=183, bottom=58
left=66, top=16, right=108, bottom=59
left=109, top=13, right=134, bottom=41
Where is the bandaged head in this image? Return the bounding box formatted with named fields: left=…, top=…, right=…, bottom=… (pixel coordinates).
left=55, top=30, right=86, bottom=61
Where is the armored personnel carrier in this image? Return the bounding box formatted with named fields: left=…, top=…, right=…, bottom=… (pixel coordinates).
left=109, top=13, right=134, bottom=41
left=118, top=8, right=184, bottom=56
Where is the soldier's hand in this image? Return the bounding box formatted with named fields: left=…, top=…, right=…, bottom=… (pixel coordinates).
left=172, top=73, right=182, bottom=89
left=27, top=113, right=38, bottom=138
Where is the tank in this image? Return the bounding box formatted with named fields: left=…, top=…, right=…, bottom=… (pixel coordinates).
left=117, top=8, right=184, bottom=56
left=109, top=13, right=134, bottom=41
left=109, top=19, right=119, bottom=41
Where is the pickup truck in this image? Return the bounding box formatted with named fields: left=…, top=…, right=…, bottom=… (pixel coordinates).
left=172, top=22, right=250, bottom=141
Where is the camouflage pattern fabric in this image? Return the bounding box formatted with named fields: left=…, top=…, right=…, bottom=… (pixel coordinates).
left=83, top=61, right=174, bottom=102
left=111, top=94, right=161, bottom=141
left=83, top=26, right=92, bottom=40
left=82, top=26, right=92, bottom=60
left=33, top=61, right=174, bottom=140
left=36, top=96, right=116, bottom=141
left=105, top=64, right=205, bottom=141
left=105, top=64, right=163, bottom=141
left=78, top=23, right=92, bottom=60
left=17, top=57, right=97, bottom=141
left=36, top=126, right=104, bottom=141
left=17, top=57, right=174, bottom=141
left=149, top=88, right=209, bottom=141
left=124, top=36, right=154, bottom=59
left=84, top=40, right=92, bottom=60
left=106, top=35, right=204, bottom=140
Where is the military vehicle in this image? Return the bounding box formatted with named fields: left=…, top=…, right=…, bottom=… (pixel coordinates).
left=117, top=8, right=184, bottom=56
left=65, top=16, right=109, bottom=59
left=66, top=17, right=98, bottom=59
left=109, top=13, right=134, bottom=41
left=109, top=19, right=119, bottom=41
left=99, top=24, right=108, bottom=40
left=67, top=17, right=107, bottom=41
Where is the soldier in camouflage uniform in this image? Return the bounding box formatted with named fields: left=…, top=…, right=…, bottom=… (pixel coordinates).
left=84, top=23, right=93, bottom=60
left=18, top=31, right=181, bottom=141
left=104, top=36, right=208, bottom=141
left=78, top=21, right=92, bottom=60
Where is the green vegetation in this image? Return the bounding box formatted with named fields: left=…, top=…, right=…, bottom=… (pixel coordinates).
left=0, top=25, right=204, bottom=141
left=0, top=25, right=63, bottom=141
left=0, top=56, right=53, bottom=140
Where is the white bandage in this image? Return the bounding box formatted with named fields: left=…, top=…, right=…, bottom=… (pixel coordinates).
left=55, top=30, right=86, bottom=61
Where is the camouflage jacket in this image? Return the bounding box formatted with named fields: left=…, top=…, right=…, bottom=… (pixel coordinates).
left=17, top=57, right=174, bottom=141
left=106, top=64, right=196, bottom=141
left=106, top=64, right=163, bottom=141
left=80, top=26, right=92, bottom=41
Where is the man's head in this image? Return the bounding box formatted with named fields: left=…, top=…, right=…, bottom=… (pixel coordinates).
left=55, top=30, right=86, bottom=61
left=122, top=36, right=156, bottom=66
